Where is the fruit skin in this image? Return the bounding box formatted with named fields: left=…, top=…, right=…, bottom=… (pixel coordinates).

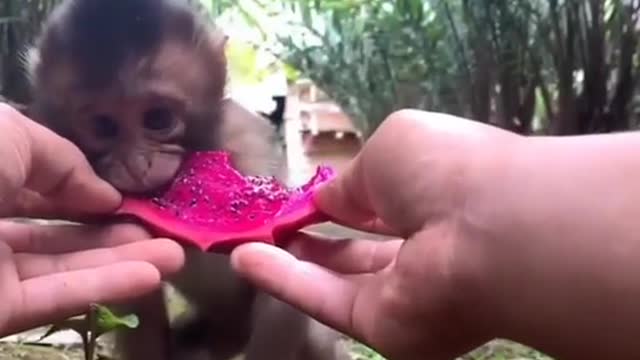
left=115, top=151, right=335, bottom=253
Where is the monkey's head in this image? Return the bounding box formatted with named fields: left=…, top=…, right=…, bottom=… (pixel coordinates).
left=26, top=0, right=228, bottom=194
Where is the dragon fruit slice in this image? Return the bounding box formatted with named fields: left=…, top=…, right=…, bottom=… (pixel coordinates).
left=115, top=151, right=335, bottom=253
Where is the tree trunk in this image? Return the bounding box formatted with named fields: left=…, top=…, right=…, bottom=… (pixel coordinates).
left=469, top=38, right=493, bottom=123
left=607, top=5, right=638, bottom=132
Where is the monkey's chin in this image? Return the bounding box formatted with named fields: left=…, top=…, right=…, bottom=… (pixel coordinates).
left=96, top=151, right=186, bottom=195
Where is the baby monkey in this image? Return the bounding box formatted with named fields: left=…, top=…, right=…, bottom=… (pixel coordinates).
left=24, top=0, right=350, bottom=359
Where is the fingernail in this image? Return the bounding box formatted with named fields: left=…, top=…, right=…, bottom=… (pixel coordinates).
left=231, top=243, right=295, bottom=272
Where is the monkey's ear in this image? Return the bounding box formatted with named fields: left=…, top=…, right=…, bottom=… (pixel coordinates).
left=209, top=27, right=229, bottom=51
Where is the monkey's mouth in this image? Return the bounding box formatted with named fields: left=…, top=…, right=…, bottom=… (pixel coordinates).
left=109, top=171, right=179, bottom=196
left=115, top=177, right=176, bottom=197
left=98, top=152, right=185, bottom=195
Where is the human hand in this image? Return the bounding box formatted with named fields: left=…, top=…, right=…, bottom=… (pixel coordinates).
left=0, top=104, right=120, bottom=219
left=231, top=110, right=519, bottom=359
left=0, top=221, right=184, bottom=337
left=232, top=110, right=640, bottom=359
left=0, top=105, right=185, bottom=336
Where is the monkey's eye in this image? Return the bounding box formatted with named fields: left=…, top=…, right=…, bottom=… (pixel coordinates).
left=143, top=107, right=175, bottom=131
left=92, top=115, right=119, bottom=139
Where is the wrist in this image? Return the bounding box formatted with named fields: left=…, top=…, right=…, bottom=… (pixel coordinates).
left=470, top=132, right=640, bottom=358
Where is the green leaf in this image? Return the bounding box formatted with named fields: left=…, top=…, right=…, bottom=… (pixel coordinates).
left=92, top=304, right=139, bottom=337
left=39, top=304, right=138, bottom=344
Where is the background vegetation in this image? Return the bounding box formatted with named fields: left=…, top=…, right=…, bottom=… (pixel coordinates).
left=228, top=0, right=640, bottom=137
left=5, top=0, right=640, bottom=137
left=0, top=0, right=631, bottom=359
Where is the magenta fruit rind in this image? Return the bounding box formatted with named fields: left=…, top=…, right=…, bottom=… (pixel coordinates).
left=116, top=151, right=335, bottom=253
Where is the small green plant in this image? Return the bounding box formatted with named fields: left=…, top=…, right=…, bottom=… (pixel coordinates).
left=39, top=304, right=139, bottom=360
left=350, top=341, right=387, bottom=360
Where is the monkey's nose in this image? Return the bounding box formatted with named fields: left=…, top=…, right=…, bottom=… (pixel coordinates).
left=140, top=158, right=182, bottom=191
left=131, top=152, right=183, bottom=193
left=102, top=153, right=183, bottom=194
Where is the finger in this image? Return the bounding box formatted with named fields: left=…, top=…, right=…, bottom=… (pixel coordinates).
left=313, top=156, right=399, bottom=237
left=0, top=106, right=121, bottom=215
left=9, top=190, right=58, bottom=219
left=313, top=156, right=373, bottom=226
left=231, top=243, right=363, bottom=336
left=285, top=233, right=402, bottom=274
left=6, top=262, right=162, bottom=336
left=10, top=189, right=113, bottom=223
left=0, top=221, right=153, bottom=254
left=14, top=238, right=185, bottom=280
left=24, top=118, right=122, bottom=214
left=328, top=215, right=399, bottom=238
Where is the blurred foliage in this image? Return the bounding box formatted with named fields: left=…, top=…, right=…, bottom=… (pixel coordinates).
left=226, top=40, right=272, bottom=85
left=0, top=0, right=60, bottom=103
left=4, top=1, right=640, bottom=137
left=227, top=0, right=640, bottom=137
left=278, top=1, right=454, bottom=135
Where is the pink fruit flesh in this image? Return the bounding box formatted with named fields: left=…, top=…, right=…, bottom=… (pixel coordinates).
left=115, top=151, right=335, bottom=253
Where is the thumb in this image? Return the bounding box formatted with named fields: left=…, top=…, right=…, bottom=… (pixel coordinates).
left=27, top=120, right=121, bottom=213
left=0, top=105, right=121, bottom=217
left=313, top=154, right=396, bottom=236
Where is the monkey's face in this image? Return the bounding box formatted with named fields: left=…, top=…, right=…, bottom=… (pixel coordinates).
left=70, top=92, right=188, bottom=194
left=28, top=0, right=229, bottom=194
left=31, top=38, right=227, bottom=195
